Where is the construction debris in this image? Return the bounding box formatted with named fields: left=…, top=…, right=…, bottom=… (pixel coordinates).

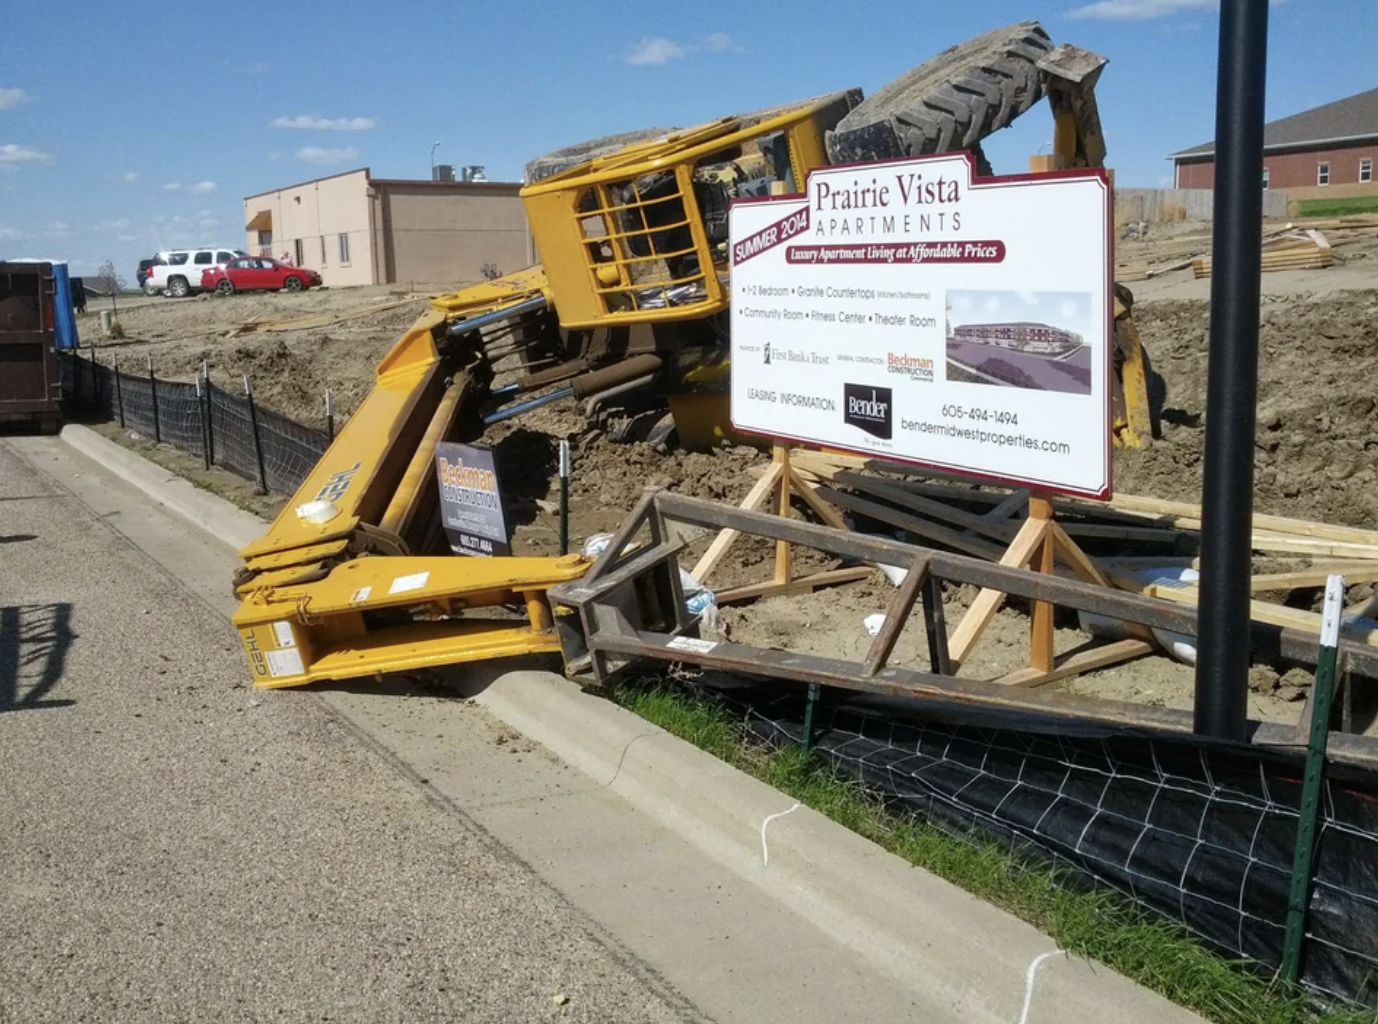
left=788, top=449, right=1378, bottom=658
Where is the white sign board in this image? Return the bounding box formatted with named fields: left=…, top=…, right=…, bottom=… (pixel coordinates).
left=729, top=153, right=1112, bottom=498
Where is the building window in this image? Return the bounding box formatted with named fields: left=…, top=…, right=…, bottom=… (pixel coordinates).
left=257, top=230, right=272, bottom=247
left=294, top=239, right=304, bottom=266
left=320, top=237, right=327, bottom=266
left=1262, top=167, right=1269, bottom=190
left=1362, top=158, right=1373, bottom=184
left=1318, top=161, right=1330, bottom=186
left=338, top=232, right=351, bottom=265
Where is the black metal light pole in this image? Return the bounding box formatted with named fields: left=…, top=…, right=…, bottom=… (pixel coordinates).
left=1194, top=0, right=1269, bottom=739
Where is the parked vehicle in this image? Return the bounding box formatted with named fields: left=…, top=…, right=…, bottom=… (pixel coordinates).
left=136, top=257, right=159, bottom=289
left=201, top=256, right=322, bottom=295
left=144, top=248, right=246, bottom=297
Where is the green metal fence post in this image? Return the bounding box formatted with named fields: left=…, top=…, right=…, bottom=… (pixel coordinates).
left=113, top=358, right=125, bottom=427
left=802, top=683, right=821, bottom=754
left=1281, top=573, right=1345, bottom=985
left=148, top=355, right=161, bottom=443
left=202, top=361, right=214, bottom=466
left=244, top=375, right=269, bottom=495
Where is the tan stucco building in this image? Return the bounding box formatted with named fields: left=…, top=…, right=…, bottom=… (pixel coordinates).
left=242, top=168, right=535, bottom=288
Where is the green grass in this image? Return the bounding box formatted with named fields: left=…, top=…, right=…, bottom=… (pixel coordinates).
left=1296, top=196, right=1378, bottom=218
left=608, top=680, right=1378, bottom=1024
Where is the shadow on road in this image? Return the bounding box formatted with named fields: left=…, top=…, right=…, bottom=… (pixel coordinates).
left=0, top=603, right=77, bottom=713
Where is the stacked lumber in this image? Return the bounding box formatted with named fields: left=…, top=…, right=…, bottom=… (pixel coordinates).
left=1191, top=229, right=1333, bottom=278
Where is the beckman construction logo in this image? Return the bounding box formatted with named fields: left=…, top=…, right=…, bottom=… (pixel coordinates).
left=843, top=383, right=893, bottom=439
left=886, top=352, right=935, bottom=382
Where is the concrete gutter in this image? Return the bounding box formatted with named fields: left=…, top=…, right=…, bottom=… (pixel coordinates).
left=57, top=426, right=1204, bottom=1024
left=60, top=425, right=265, bottom=551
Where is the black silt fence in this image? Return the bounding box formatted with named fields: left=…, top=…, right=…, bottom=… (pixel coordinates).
left=58, top=350, right=328, bottom=496
left=693, top=677, right=1378, bottom=1006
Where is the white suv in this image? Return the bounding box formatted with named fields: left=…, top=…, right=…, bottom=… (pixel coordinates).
left=145, top=248, right=246, bottom=297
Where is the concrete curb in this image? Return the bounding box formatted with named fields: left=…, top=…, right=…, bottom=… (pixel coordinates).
left=62, top=433, right=1202, bottom=1023
left=60, top=424, right=268, bottom=552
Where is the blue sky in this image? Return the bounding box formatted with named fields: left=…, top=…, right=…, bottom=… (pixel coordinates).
left=1, top=0, right=1371, bottom=280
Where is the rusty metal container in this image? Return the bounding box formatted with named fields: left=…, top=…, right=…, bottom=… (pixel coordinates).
left=0, top=261, right=62, bottom=431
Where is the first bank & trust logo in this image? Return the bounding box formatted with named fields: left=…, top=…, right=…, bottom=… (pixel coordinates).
left=842, top=383, right=893, bottom=440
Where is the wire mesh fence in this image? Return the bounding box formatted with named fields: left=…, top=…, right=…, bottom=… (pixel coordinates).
left=684, top=675, right=1378, bottom=1006
left=57, top=349, right=328, bottom=496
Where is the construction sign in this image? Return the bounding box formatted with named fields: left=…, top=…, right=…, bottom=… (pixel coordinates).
left=434, top=441, right=511, bottom=557
left=729, top=152, right=1112, bottom=499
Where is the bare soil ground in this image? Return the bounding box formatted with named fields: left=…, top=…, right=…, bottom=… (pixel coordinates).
left=80, top=232, right=1378, bottom=729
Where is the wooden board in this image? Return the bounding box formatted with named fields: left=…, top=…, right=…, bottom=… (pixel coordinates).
left=995, top=638, right=1154, bottom=688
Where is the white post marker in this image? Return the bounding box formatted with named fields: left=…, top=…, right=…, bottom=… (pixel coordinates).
left=558, top=439, right=571, bottom=556
left=728, top=152, right=1113, bottom=499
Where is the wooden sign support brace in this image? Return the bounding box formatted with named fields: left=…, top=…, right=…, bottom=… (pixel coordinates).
left=948, top=490, right=1137, bottom=684
left=694, top=443, right=871, bottom=604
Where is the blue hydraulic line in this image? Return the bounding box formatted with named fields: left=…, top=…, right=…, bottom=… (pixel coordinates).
left=488, top=382, right=521, bottom=398
left=445, top=295, right=548, bottom=338
left=482, top=386, right=575, bottom=426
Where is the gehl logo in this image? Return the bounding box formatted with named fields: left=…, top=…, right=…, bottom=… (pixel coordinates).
left=763, top=341, right=773, bottom=365
left=315, top=462, right=362, bottom=504
left=843, top=383, right=893, bottom=440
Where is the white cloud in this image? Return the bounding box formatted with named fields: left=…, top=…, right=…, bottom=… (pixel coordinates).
left=272, top=114, right=376, bottom=131
left=1067, top=0, right=1286, bottom=18
left=0, top=224, right=24, bottom=240
left=246, top=61, right=270, bottom=76
left=296, top=145, right=359, bottom=166
left=0, top=143, right=53, bottom=170
left=122, top=170, right=140, bottom=183
left=625, top=37, right=686, bottom=66
left=0, top=88, right=35, bottom=110
left=188, top=180, right=218, bottom=194
left=623, top=33, right=743, bottom=65
left=116, top=233, right=140, bottom=242
left=163, top=182, right=182, bottom=191
left=46, top=221, right=70, bottom=237
left=97, top=218, right=133, bottom=232
left=197, top=216, right=220, bottom=230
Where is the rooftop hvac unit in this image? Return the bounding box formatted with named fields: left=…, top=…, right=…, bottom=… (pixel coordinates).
left=432, top=164, right=455, bottom=183
left=462, top=165, right=487, bottom=182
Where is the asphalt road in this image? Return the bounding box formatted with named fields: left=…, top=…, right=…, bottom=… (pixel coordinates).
left=0, top=440, right=696, bottom=1024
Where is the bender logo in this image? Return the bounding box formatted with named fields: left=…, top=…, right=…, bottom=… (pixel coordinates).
left=843, top=384, right=893, bottom=440
left=315, top=462, right=362, bottom=504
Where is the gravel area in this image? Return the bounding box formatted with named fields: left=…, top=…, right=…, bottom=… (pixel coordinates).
left=0, top=440, right=695, bottom=1024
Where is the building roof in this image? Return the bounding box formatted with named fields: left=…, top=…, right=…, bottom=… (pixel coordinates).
left=243, top=167, right=521, bottom=202
left=1171, top=86, right=1378, bottom=159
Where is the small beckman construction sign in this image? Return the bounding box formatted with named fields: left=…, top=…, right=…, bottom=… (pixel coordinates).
left=434, top=441, right=511, bottom=557
left=729, top=153, right=1112, bottom=498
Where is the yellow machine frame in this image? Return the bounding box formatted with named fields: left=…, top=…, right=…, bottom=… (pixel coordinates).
left=231, top=304, right=588, bottom=688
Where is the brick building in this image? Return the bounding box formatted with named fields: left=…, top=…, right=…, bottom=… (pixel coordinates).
left=1170, top=86, right=1377, bottom=193
left=948, top=321, right=1082, bottom=355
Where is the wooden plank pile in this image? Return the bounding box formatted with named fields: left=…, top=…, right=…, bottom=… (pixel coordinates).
left=784, top=450, right=1378, bottom=653
left=1192, top=229, right=1333, bottom=278
left=1115, top=215, right=1378, bottom=283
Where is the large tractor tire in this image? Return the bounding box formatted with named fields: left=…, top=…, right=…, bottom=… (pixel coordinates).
left=525, top=127, right=679, bottom=184
left=825, top=21, right=1053, bottom=166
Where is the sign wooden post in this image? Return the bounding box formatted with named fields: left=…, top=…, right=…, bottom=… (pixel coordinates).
left=692, top=442, right=872, bottom=604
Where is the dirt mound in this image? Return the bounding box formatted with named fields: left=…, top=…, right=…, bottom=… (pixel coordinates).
left=1117, top=290, right=1378, bottom=528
